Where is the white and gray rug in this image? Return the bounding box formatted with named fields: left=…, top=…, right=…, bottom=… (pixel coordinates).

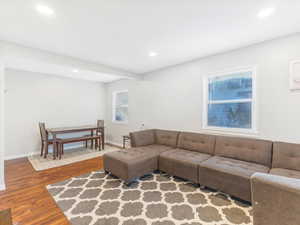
left=47, top=171, right=253, bottom=225
left=28, top=145, right=120, bottom=171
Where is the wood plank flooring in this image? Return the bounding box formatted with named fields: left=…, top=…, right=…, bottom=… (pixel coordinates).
left=0, top=156, right=104, bottom=225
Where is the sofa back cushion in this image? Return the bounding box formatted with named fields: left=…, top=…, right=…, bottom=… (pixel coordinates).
left=155, top=129, right=179, bottom=147
left=177, top=132, right=216, bottom=154
left=215, top=136, right=273, bottom=167
left=272, top=142, right=300, bottom=171
left=130, top=129, right=155, bottom=147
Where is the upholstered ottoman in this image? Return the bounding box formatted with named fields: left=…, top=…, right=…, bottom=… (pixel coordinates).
left=103, top=149, right=157, bottom=184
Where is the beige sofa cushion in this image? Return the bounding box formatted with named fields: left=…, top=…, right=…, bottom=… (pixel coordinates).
left=177, top=132, right=216, bottom=154
left=215, top=136, right=273, bottom=167
left=103, top=149, right=158, bottom=182
left=270, top=168, right=300, bottom=179
left=199, top=156, right=269, bottom=201
left=155, top=129, right=179, bottom=147
left=129, top=144, right=174, bottom=155
left=130, top=129, right=155, bottom=147
left=272, top=142, right=300, bottom=171
left=159, top=149, right=211, bottom=183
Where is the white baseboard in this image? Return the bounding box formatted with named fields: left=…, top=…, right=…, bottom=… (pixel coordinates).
left=4, top=152, right=36, bottom=160
left=4, top=143, right=84, bottom=161
left=106, top=141, right=123, bottom=148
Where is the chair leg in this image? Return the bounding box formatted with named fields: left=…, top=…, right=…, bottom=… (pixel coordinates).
left=44, top=142, right=48, bottom=159
left=57, top=143, right=60, bottom=160
left=56, top=143, right=60, bottom=156
left=98, top=137, right=102, bottom=151
left=59, top=144, right=62, bottom=160
left=56, top=144, right=59, bottom=158
left=41, top=142, right=44, bottom=156
left=61, top=144, right=63, bottom=158
left=85, top=140, right=88, bottom=148
left=95, top=139, right=98, bottom=149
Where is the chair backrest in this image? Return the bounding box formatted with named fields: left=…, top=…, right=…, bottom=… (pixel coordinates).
left=39, top=122, right=48, bottom=141
left=97, top=120, right=104, bottom=127
left=96, top=120, right=104, bottom=134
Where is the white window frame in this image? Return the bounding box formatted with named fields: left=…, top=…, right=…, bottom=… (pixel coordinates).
left=112, top=90, right=129, bottom=124
left=202, top=66, right=257, bottom=134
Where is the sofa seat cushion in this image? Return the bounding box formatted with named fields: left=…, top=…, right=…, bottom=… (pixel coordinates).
left=198, top=156, right=269, bottom=202
left=159, top=149, right=211, bottom=183
left=129, top=144, right=174, bottom=155
left=103, top=148, right=158, bottom=182
left=270, top=168, right=300, bottom=179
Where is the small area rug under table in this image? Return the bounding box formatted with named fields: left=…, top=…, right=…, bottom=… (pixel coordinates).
left=28, top=145, right=120, bottom=171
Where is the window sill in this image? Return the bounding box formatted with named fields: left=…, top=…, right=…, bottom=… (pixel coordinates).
left=112, top=120, right=128, bottom=125
left=202, top=126, right=259, bottom=137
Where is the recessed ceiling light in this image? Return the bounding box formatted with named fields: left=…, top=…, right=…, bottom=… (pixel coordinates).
left=72, top=69, right=79, bottom=73
left=36, top=4, right=54, bottom=16
left=149, top=52, right=158, bottom=57
left=257, top=7, right=275, bottom=19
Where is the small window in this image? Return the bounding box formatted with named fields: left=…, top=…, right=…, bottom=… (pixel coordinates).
left=203, top=68, right=256, bottom=133
left=112, top=90, right=128, bottom=123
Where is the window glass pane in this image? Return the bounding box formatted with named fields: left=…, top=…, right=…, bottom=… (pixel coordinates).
left=207, top=102, right=252, bottom=129
left=115, top=107, right=128, bottom=122
left=116, top=92, right=128, bottom=107
left=209, top=71, right=252, bottom=101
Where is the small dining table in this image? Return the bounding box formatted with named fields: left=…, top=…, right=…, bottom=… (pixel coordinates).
left=47, top=125, right=105, bottom=160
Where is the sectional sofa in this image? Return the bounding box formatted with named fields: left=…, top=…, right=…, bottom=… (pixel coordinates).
left=103, top=129, right=300, bottom=225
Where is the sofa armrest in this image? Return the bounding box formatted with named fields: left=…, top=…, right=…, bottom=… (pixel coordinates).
left=251, top=173, right=300, bottom=225
left=129, top=129, right=155, bottom=147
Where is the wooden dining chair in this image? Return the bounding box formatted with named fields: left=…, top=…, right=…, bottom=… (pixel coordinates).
left=84, top=120, right=104, bottom=149
left=95, top=120, right=104, bottom=149
left=39, top=122, right=60, bottom=158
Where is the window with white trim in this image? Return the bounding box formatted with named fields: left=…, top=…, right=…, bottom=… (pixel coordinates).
left=112, top=90, right=128, bottom=123
left=203, top=68, right=256, bottom=133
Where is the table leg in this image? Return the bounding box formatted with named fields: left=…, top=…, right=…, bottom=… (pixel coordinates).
left=91, top=130, right=94, bottom=149
left=98, top=136, right=101, bottom=151
left=53, top=133, right=57, bottom=160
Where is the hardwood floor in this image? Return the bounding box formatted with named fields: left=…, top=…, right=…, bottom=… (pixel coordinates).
left=0, top=156, right=104, bottom=225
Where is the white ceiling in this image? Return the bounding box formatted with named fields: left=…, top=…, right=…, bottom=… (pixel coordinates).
left=4, top=58, right=125, bottom=83
left=1, top=0, right=300, bottom=74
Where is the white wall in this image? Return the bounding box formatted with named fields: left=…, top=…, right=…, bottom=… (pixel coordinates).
left=106, top=33, right=300, bottom=144
left=4, top=69, right=106, bottom=159
left=0, top=64, right=5, bottom=190
left=105, top=79, right=148, bottom=145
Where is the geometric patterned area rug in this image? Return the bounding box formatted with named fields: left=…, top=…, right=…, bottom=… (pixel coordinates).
left=47, top=171, right=253, bottom=225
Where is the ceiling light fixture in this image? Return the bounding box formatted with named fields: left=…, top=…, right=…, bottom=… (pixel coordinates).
left=72, top=69, right=79, bottom=73
left=36, top=4, right=54, bottom=16
left=149, top=52, right=158, bottom=57
left=257, top=7, right=275, bottom=19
